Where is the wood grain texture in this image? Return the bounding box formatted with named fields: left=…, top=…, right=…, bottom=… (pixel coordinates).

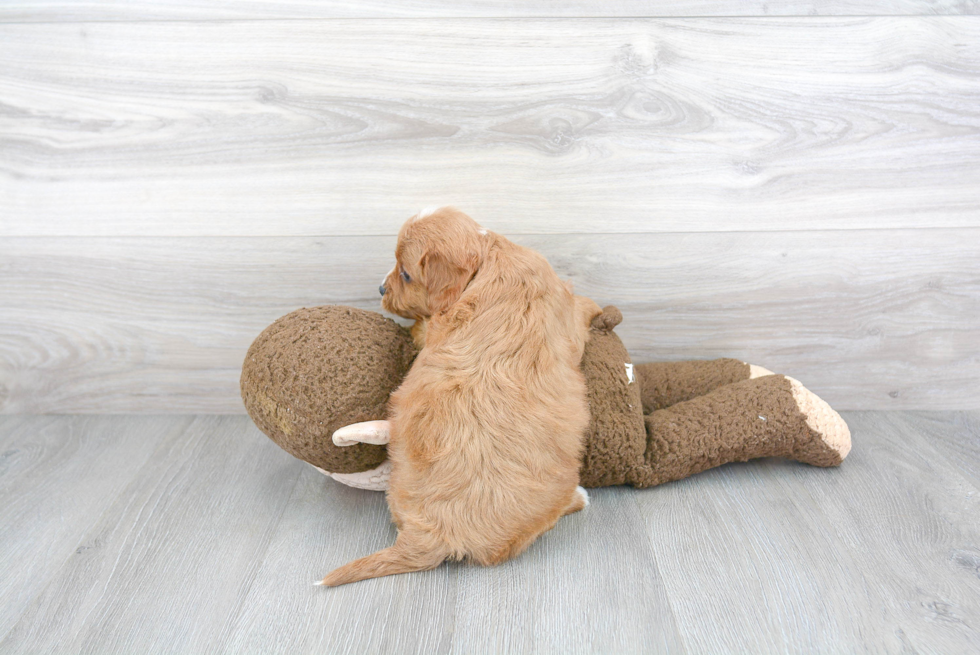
left=0, top=416, right=302, bottom=654
left=0, top=415, right=185, bottom=642
left=2, top=1, right=979, bottom=21
left=2, top=412, right=978, bottom=652
left=225, top=472, right=683, bottom=654
left=2, top=18, right=980, bottom=236
left=444, top=487, right=682, bottom=655
left=633, top=410, right=980, bottom=653
left=2, top=229, right=977, bottom=413
left=909, top=410, right=980, bottom=490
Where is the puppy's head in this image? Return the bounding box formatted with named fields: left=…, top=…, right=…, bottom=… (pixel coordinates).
left=381, top=207, right=486, bottom=319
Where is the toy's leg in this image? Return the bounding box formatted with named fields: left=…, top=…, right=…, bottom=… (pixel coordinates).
left=634, top=359, right=774, bottom=413
left=627, top=374, right=850, bottom=488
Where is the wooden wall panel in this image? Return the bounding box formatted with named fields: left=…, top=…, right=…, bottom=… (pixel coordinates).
left=2, top=230, right=976, bottom=413
left=2, top=18, right=979, bottom=237
left=2, top=11, right=978, bottom=413
left=1, top=1, right=978, bottom=21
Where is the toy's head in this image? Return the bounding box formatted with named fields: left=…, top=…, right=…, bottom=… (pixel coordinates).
left=240, top=305, right=418, bottom=473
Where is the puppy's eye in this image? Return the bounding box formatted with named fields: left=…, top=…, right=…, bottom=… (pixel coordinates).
left=401, top=270, right=411, bottom=283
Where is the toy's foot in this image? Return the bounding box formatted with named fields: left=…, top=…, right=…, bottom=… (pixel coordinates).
left=313, top=460, right=392, bottom=491
left=745, top=362, right=775, bottom=378
left=332, top=420, right=391, bottom=447
left=786, top=377, right=852, bottom=464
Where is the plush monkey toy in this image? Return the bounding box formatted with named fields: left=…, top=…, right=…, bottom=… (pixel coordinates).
left=241, top=305, right=850, bottom=491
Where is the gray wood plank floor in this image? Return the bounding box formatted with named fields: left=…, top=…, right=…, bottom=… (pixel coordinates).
left=1, top=412, right=977, bottom=653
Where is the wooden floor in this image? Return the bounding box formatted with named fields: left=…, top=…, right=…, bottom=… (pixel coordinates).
left=1, top=412, right=978, bottom=653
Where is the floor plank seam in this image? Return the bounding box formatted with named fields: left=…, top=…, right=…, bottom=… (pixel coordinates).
left=219, top=460, right=307, bottom=647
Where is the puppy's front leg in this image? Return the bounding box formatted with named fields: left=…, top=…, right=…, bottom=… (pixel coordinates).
left=410, top=319, right=427, bottom=349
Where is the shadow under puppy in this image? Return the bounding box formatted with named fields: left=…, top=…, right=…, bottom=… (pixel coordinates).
left=318, top=207, right=601, bottom=586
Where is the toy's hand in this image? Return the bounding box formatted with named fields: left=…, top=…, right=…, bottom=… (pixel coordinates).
left=313, top=420, right=392, bottom=491
left=332, top=420, right=391, bottom=447
left=314, top=460, right=392, bottom=492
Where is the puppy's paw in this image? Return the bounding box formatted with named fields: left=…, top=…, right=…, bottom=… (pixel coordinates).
left=564, top=486, right=590, bottom=515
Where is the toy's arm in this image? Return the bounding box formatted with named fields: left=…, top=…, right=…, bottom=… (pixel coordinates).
left=314, top=460, right=392, bottom=491
left=312, top=420, right=392, bottom=491
left=332, top=420, right=391, bottom=447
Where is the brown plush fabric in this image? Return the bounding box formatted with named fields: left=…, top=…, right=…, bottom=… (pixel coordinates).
left=241, top=306, right=418, bottom=474
left=634, top=359, right=751, bottom=413
left=241, top=304, right=848, bottom=490
left=628, top=374, right=843, bottom=488
left=577, top=307, right=647, bottom=488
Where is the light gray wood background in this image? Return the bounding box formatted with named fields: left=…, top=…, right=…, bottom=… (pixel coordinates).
left=2, top=6, right=979, bottom=652
left=2, top=2, right=979, bottom=413
left=2, top=411, right=978, bottom=653
left=1, top=0, right=979, bottom=20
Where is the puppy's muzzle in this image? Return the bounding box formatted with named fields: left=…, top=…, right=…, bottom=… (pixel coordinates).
left=379, top=284, right=387, bottom=297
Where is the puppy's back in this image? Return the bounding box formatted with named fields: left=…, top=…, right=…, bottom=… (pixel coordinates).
left=388, top=233, right=590, bottom=563
left=320, top=213, right=596, bottom=586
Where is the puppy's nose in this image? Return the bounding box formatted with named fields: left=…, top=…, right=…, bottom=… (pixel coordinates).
left=379, top=284, right=387, bottom=297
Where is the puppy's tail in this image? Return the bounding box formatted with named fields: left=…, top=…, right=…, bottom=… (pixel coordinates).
left=316, top=535, right=448, bottom=587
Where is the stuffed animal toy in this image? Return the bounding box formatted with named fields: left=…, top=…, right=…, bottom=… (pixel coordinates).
left=241, top=304, right=850, bottom=491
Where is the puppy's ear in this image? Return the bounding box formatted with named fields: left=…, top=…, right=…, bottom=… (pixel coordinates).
left=421, top=250, right=478, bottom=315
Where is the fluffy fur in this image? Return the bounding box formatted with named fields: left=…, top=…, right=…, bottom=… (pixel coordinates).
left=319, top=207, right=600, bottom=586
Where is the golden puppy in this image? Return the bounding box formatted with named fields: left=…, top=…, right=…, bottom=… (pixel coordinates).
left=319, top=207, right=601, bottom=586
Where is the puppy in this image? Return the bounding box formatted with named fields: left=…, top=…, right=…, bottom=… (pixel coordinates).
left=319, top=207, right=601, bottom=586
